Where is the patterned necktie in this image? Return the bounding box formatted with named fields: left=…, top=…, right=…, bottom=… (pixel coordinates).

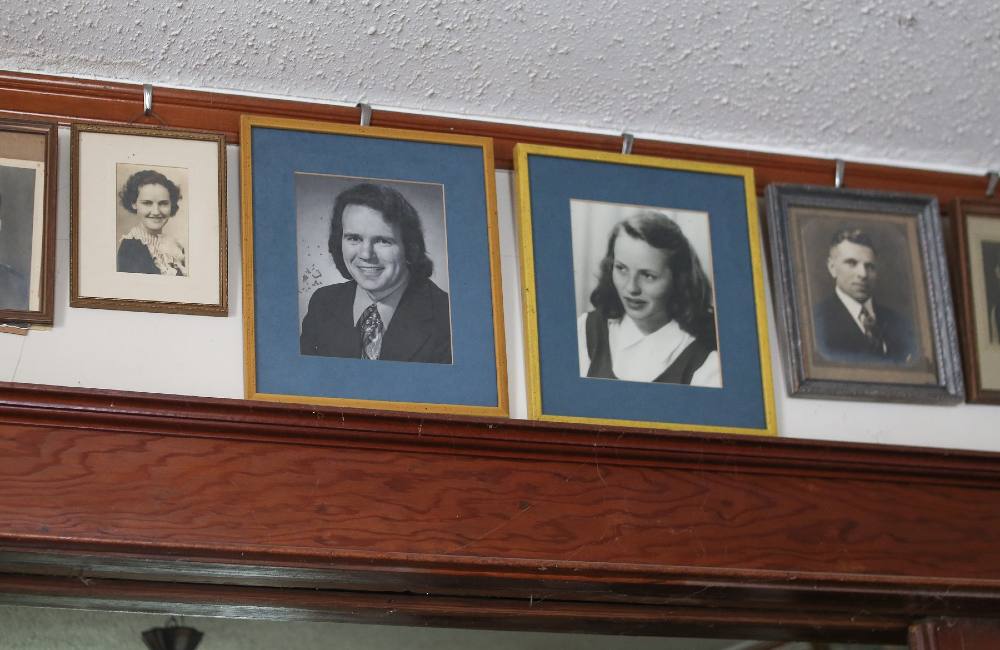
left=858, top=305, right=884, bottom=353
left=359, top=303, right=384, bottom=360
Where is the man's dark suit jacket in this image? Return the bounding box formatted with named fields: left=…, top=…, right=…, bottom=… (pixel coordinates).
left=813, top=294, right=916, bottom=364
left=300, top=277, right=452, bottom=364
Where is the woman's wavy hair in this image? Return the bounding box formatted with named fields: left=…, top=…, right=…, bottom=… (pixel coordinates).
left=119, top=170, right=182, bottom=216
left=590, top=211, right=717, bottom=348
left=328, top=183, right=434, bottom=280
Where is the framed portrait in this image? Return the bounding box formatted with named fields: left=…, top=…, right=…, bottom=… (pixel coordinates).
left=0, top=118, right=57, bottom=324
left=766, top=184, right=964, bottom=403
left=951, top=198, right=1000, bottom=404
left=514, top=144, right=775, bottom=436
left=240, top=115, right=507, bottom=417
left=70, top=124, right=228, bottom=315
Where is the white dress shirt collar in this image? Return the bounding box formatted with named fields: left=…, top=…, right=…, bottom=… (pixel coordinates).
left=835, top=286, right=876, bottom=334
left=352, top=278, right=409, bottom=329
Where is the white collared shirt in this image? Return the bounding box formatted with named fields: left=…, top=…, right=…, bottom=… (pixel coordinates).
left=834, top=286, right=876, bottom=335
left=352, top=279, right=409, bottom=329
left=577, top=313, right=722, bottom=387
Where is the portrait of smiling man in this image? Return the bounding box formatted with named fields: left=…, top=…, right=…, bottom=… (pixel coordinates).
left=812, top=227, right=917, bottom=364
left=298, top=180, right=452, bottom=364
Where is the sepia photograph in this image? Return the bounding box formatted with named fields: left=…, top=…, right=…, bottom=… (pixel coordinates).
left=71, top=124, right=227, bottom=315
left=295, top=173, right=452, bottom=364
left=793, top=213, right=931, bottom=376
left=767, top=184, right=963, bottom=403
left=115, top=163, right=189, bottom=277
left=570, top=199, right=720, bottom=387
left=0, top=119, right=57, bottom=323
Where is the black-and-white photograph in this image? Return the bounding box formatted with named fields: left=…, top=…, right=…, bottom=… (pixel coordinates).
left=793, top=211, right=935, bottom=383
left=0, top=161, right=38, bottom=311
left=115, top=163, right=189, bottom=277
left=570, top=199, right=721, bottom=388
left=296, top=173, right=453, bottom=364
left=982, top=240, right=1000, bottom=345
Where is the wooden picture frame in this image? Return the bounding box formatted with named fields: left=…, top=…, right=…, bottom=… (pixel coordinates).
left=0, top=118, right=58, bottom=324
left=951, top=198, right=1000, bottom=404
left=240, top=115, right=508, bottom=417
left=514, top=143, right=775, bottom=436
left=766, top=183, right=964, bottom=404
left=70, top=123, right=228, bottom=315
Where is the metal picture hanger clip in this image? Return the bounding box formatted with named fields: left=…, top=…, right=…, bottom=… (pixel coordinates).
left=621, top=132, right=634, bottom=155
left=834, top=159, right=846, bottom=189
left=987, top=170, right=999, bottom=198
left=128, top=83, right=166, bottom=126
left=358, top=102, right=372, bottom=127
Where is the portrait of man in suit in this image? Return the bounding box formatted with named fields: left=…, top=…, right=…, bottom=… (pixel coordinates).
left=298, top=178, right=452, bottom=364
left=812, top=227, right=917, bottom=364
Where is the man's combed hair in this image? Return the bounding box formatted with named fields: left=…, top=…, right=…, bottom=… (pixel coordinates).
left=829, top=227, right=876, bottom=253
left=119, top=170, right=182, bottom=216
left=589, top=211, right=717, bottom=348
left=328, top=183, right=434, bottom=280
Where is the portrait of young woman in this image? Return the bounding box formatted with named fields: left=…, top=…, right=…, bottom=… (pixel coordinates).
left=514, top=143, right=774, bottom=435
left=572, top=201, right=721, bottom=388
left=115, top=165, right=189, bottom=277
left=71, top=123, right=226, bottom=315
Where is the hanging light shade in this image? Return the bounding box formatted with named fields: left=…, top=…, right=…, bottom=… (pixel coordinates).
left=141, top=617, right=204, bottom=650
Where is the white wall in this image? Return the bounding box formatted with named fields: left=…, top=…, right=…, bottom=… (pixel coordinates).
left=1, top=127, right=996, bottom=453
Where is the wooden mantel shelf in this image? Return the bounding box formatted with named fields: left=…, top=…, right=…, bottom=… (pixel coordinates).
left=1, top=381, right=1000, bottom=644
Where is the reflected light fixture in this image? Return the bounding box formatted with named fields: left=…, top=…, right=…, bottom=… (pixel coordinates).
left=141, top=616, right=204, bottom=650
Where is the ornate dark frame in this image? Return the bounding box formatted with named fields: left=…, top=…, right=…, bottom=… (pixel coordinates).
left=766, top=184, right=965, bottom=403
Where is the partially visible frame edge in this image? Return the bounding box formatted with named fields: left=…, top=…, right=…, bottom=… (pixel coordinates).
left=951, top=198, right=1000, bottom=404
left=0, top=117, right=58, bottom=324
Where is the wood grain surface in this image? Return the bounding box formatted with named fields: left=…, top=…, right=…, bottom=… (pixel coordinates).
left=1, top=409, right=999, bottom=642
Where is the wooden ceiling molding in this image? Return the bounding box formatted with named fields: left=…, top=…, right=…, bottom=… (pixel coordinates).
left=0, top=69, right=992, bottom=201
left=1, top=70, right=999, bottom=645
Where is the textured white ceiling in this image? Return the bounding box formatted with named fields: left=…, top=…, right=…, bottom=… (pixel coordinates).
left=2, top=0, right=998, bottom=172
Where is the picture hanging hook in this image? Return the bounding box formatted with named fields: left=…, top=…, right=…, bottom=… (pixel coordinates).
left=621, top=132, right=634, bottom=155
left=358, top=102, right=372, bottom=127
left=834, top=159, right=846, bottom=189
left=128, top=83, right=166, bottom=126
left=987, top=170, right=999, bottom=198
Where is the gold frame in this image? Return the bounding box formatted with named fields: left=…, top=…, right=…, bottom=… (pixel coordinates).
left=240, top=115, right=508, bottom=417
left=70, top=123, right=228, bottom=315
left=514, top=143, right=775, bottom=436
